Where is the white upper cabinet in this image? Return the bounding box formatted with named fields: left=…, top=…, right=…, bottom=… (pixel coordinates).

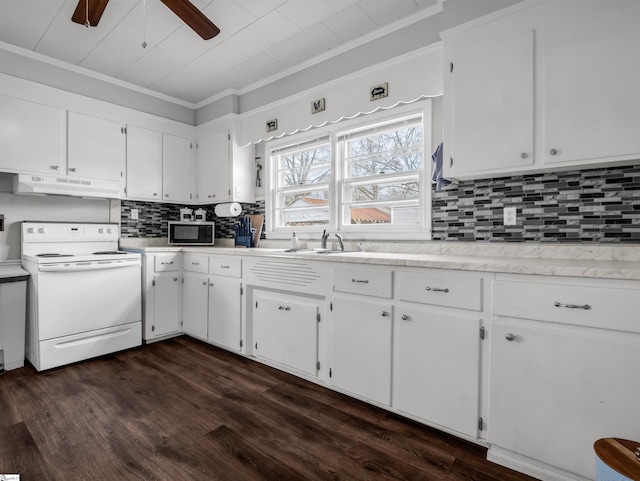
left=196, top=118, right=255, bottom=204
left=125, top=125, right=162, bottom=201
left=67, top=111, right=124, bottom=182
left=0, top=95, right=65, bottom=175
left=162, top=132, right=196, bottom=203
left=444, top=30, right=534, bottom=177
left=542, top=1, right=640, bottom=165
left=442, top=0, right=640, bottom=180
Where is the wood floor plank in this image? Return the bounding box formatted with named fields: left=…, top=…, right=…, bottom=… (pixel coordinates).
left=0, top=337, right=539, bottom=481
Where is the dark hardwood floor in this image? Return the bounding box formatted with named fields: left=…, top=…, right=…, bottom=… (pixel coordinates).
left=0, top=337, right=539, bottom=481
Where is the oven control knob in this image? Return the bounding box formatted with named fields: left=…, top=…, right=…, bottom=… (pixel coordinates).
left=98, top=228, right=104, bottom=234
left=106, top=228, right=113, bottom=234
left=38, top=227, right=47, bottom=234
left=27, top=227, right=35, bottom=234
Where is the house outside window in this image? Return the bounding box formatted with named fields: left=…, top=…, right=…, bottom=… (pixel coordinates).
left=267, top=103, right=431, bottom=240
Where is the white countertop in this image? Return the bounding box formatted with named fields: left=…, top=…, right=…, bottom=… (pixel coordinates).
left=119, top=240, right=640, bottom=281
left=0, top=262, right=29, bottom=282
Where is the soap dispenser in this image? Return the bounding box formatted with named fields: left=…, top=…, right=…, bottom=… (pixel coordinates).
left=290, top=232, right=299, bottom=251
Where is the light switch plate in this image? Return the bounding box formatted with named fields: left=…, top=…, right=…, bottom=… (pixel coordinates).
left=131, top=209, right=139, bottom=220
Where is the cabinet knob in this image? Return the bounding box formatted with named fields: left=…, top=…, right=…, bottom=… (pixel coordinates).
left=549, top=148, right=558, bottom=156
left=51, top=165, right=59, bottom=170
left=153, top=193, right=158, bottom=196
left=401, top=314, right=409, bottom=321
left=69, top=167, right=77, bottom=172
left=521, top=152, right=528, bottom=159
left=505, top=333, right=516, bottom=341
left=381, top=311, right=389, bottom=317
left=209, top=283, right=214, bottom=286
left=202, top=281, right=207, bottom=285
left=173, top=277, right=178, bottom=282
left=164, top=194, right=169, bottom=197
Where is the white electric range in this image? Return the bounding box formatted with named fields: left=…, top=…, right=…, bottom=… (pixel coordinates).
left=21, top=221, right=142, bottom=371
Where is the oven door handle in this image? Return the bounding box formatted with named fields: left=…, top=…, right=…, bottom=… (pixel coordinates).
left=38, top=259, right=141, bottom=272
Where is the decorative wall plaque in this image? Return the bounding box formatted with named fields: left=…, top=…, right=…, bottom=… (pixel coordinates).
left=266, top=119, right=278, bottom=132
left=370, top=82, right=389, bottom=101
left=311, top=98, right=325, bottom=114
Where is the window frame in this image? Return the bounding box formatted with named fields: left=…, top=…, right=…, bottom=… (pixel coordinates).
left=265, top=102, right=432, bottom=241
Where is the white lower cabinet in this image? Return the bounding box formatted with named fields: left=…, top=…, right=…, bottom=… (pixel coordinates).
left=142, top=252, right=182, bottom=342
left=395, top=305, right=480, bottom=437
left=208, top=275, right=242, bottom=351
left=151, top=272, right=181, bottom=339
left=330, top=297, right=393, bottom=406
left=182, top=272, right=209, bottom=341
left=489, top=275, right=640, bottom=480
left=253, top=290, right=319, bottom=377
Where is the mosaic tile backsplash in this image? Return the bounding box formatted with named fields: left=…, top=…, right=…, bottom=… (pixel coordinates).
left=432, top=164, right=640, bottom=243
left=121, top=200, right=265, bottom=239
left=121, top=164, right=640, bottom=243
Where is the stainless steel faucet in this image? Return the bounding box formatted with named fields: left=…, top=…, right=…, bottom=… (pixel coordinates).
left=335, top=233, right=344, bottom=251
left=321, top=229, right=329, bottom=249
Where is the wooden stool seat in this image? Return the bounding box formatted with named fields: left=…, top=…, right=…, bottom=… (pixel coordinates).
left=594, top=438, right=640, bottom=481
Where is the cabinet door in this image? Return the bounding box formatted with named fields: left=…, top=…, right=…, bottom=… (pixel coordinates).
left=396, top=306, right=480, bottom=437
left=489, top=320, right=640, bottom=480
left=182, top=272, right=209, bottom=341
left=331, top=297, right=392, bottom=405
left=445, top=29, right=534, bottom=177
left=162, top=132, right=195, bottom=203
left=253, top=291, right=318, bottom=376
left=0, top=95, right=65, bottom=175
left=125, top=125, right=162, bottom=200
left=208, top=276, right=241, bottom=352
left=542, top=2, right=640, bottom=165
left=196, top=127, right=230, bottom=202
left=152, top=273, right=181, bottom=337
left=67, top=111, right=124, bottom=181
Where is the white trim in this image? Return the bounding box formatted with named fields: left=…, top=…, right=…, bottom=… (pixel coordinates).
left=193, top=3, right=443, bottom=109
left=265, top=102, right=432, bottom=241
left=487, top=446, right=591, bottom=481
left=0, top=41, right=196, bottom=109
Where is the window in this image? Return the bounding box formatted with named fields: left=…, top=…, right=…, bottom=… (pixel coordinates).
left=267, top=103, right=431, bottom=240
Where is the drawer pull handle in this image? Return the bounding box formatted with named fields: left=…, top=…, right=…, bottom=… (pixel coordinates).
left=505, top=333, right=516, bottom=341
left=425, top=286, right=449, bottom=293
left=554, top=302, right=590, bottom=310
left=278, top=306, right=291, bottom=311
left=221, top=265, right=230, bottom=269
left=192, top=262, right=199, bottom=265
left=352, top=278, right=369, bottom=284
left=161, top=261, right=174, bottom=265
left=381, top=311, right=389, bottom=317
left=401, top=314, right=409, bottom=321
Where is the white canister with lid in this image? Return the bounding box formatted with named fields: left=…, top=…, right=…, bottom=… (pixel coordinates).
left=194, top=209, right=207, bottom=221
left=179, top=208, right=193, bottom=221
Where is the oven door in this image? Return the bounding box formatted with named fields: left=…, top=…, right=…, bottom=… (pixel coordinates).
left=36, top=258, right=142, bottom=340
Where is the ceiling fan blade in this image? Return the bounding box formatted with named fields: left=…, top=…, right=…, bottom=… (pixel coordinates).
left=71, top=0, right=110, bottom=27
left=161, top=0, right=220, bottom=40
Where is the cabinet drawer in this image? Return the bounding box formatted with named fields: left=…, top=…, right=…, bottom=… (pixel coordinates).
left=494, top=279, right=640, bottom=333
left=183, top=253, right=209, bottom=273
left=154, top=253, right=180, bottom=272
left=397, top=271, right=482, bottom=311
left=333, top=265, right=392, bottom=298
left=210, top=256, right=241, bottom=278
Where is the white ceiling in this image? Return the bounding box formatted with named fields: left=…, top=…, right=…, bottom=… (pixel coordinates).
left=0, top=0, right=441, bottom=107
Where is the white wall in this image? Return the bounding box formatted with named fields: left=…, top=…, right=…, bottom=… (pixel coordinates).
left=0, top=174, right=111, bottom=260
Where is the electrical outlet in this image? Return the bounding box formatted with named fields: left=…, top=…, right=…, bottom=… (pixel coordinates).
left=504, top=207, right=517, bottom=226
left=131, top=209, right=139, bottom=220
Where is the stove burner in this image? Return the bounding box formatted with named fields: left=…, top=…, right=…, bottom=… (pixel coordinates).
left=36, top=253, right=74, bottom=258
left=93, top=251, right=127, bottom=255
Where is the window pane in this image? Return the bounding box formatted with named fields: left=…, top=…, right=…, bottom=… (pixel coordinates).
left=346, top=203, right=419, bottom=225
left=278, top=190, right=329, bottom=208
left=278, top=144, right=331, bottom=187
left=280, top=206, right=330, bottom=227
left=347, top=179, right=419, bottom=202
left=278, top=163, right=331, bottom=187
left=345, top=125, right=422, bottom=178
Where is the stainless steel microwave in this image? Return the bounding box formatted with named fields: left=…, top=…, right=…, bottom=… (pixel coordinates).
left=168, top=221, right=215, bottom=245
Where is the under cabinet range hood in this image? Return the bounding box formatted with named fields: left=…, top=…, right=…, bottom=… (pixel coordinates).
left=13, top=174, right=121, bottom=199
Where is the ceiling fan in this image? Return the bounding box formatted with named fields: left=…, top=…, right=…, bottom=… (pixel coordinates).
left=71, top=0, right=220, bottom=40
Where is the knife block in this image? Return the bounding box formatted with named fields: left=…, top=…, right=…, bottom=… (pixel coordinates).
left=235, top=235, right=252, bottom=248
